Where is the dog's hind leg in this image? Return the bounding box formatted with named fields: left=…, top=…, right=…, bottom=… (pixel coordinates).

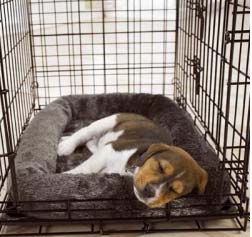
left=63, top=145, right=110, bottom=174
left=86, top=138, right=98, bottom=154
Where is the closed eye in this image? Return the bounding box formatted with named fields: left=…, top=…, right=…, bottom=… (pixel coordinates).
left=169, top=186, right=177, bottom=194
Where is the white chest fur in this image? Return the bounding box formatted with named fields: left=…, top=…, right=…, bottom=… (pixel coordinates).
left=98, top=143, right=137, bottom=174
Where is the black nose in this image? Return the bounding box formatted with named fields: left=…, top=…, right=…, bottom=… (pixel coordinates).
left=142, top=184, right=156, bottom=198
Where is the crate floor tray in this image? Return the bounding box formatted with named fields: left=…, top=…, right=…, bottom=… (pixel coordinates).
left=14, top=93, right=231, bottom=220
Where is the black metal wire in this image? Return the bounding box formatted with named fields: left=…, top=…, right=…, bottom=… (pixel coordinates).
left=0, top=0, right=250, bottom=235
left=0, top=0, right=34, bottom=206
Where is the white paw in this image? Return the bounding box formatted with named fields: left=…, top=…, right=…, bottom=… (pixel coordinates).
left=57, top=137, right=77, bottom=156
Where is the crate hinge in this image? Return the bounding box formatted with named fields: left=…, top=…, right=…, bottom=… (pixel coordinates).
left=188, top=0, right=206, bottom=40
left=186, top=56, right=203, bottom=95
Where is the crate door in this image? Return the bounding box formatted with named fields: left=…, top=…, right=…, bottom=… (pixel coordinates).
left=176, top=0, right=250, bottom=214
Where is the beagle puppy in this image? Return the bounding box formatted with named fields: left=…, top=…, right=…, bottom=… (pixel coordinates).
left=58, top=113, right=208, bottom=208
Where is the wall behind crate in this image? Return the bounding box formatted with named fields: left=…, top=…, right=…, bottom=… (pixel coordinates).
left=29, top=0, right=177, bottom=108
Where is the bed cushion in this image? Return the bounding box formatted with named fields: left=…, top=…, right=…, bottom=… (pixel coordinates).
left=13, top=93, right=231, bottom=220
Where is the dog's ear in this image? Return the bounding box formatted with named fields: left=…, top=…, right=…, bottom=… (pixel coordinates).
left=163, top=146, right=208, bottom=194
left=197, top=167, right=208, bottom=194
left=136, top=143, right=171, bottom=167
left=144, top=144, right=171, bottom=159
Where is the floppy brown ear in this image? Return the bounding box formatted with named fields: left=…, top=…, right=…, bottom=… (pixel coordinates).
left=171, top=180, right=185, bottom=194
left=135, top=143, right=171, bottom=167
left=197, top=167, right=208, bottom=194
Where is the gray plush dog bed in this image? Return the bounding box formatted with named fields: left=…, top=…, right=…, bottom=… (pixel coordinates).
left=13, top=93, right=231, bottom=220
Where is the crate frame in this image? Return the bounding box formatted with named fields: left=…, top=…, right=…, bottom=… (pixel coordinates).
left=0, top=0, right=250, bottom=235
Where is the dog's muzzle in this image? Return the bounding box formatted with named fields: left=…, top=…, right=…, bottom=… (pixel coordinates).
left=133, top=184, right=159, bottom=206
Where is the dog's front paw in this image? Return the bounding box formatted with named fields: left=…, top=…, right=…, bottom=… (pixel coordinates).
left=57, top=137, right=77, bottom=156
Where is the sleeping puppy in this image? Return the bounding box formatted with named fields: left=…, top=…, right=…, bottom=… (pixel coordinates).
left=58, top=113, right=208, bottom=208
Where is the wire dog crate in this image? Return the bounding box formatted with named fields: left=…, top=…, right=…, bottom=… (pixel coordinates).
left=0, top=0, right=250, bottom=235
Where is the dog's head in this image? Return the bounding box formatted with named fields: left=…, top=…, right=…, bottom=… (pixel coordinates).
left=133, top=144, right=208, bottom=208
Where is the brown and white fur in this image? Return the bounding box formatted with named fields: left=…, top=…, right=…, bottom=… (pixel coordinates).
left=58, top=113, right=208, bottom=208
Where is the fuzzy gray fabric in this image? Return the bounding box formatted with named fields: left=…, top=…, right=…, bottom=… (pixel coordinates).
left=14, top=93, right=231, bottom=220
